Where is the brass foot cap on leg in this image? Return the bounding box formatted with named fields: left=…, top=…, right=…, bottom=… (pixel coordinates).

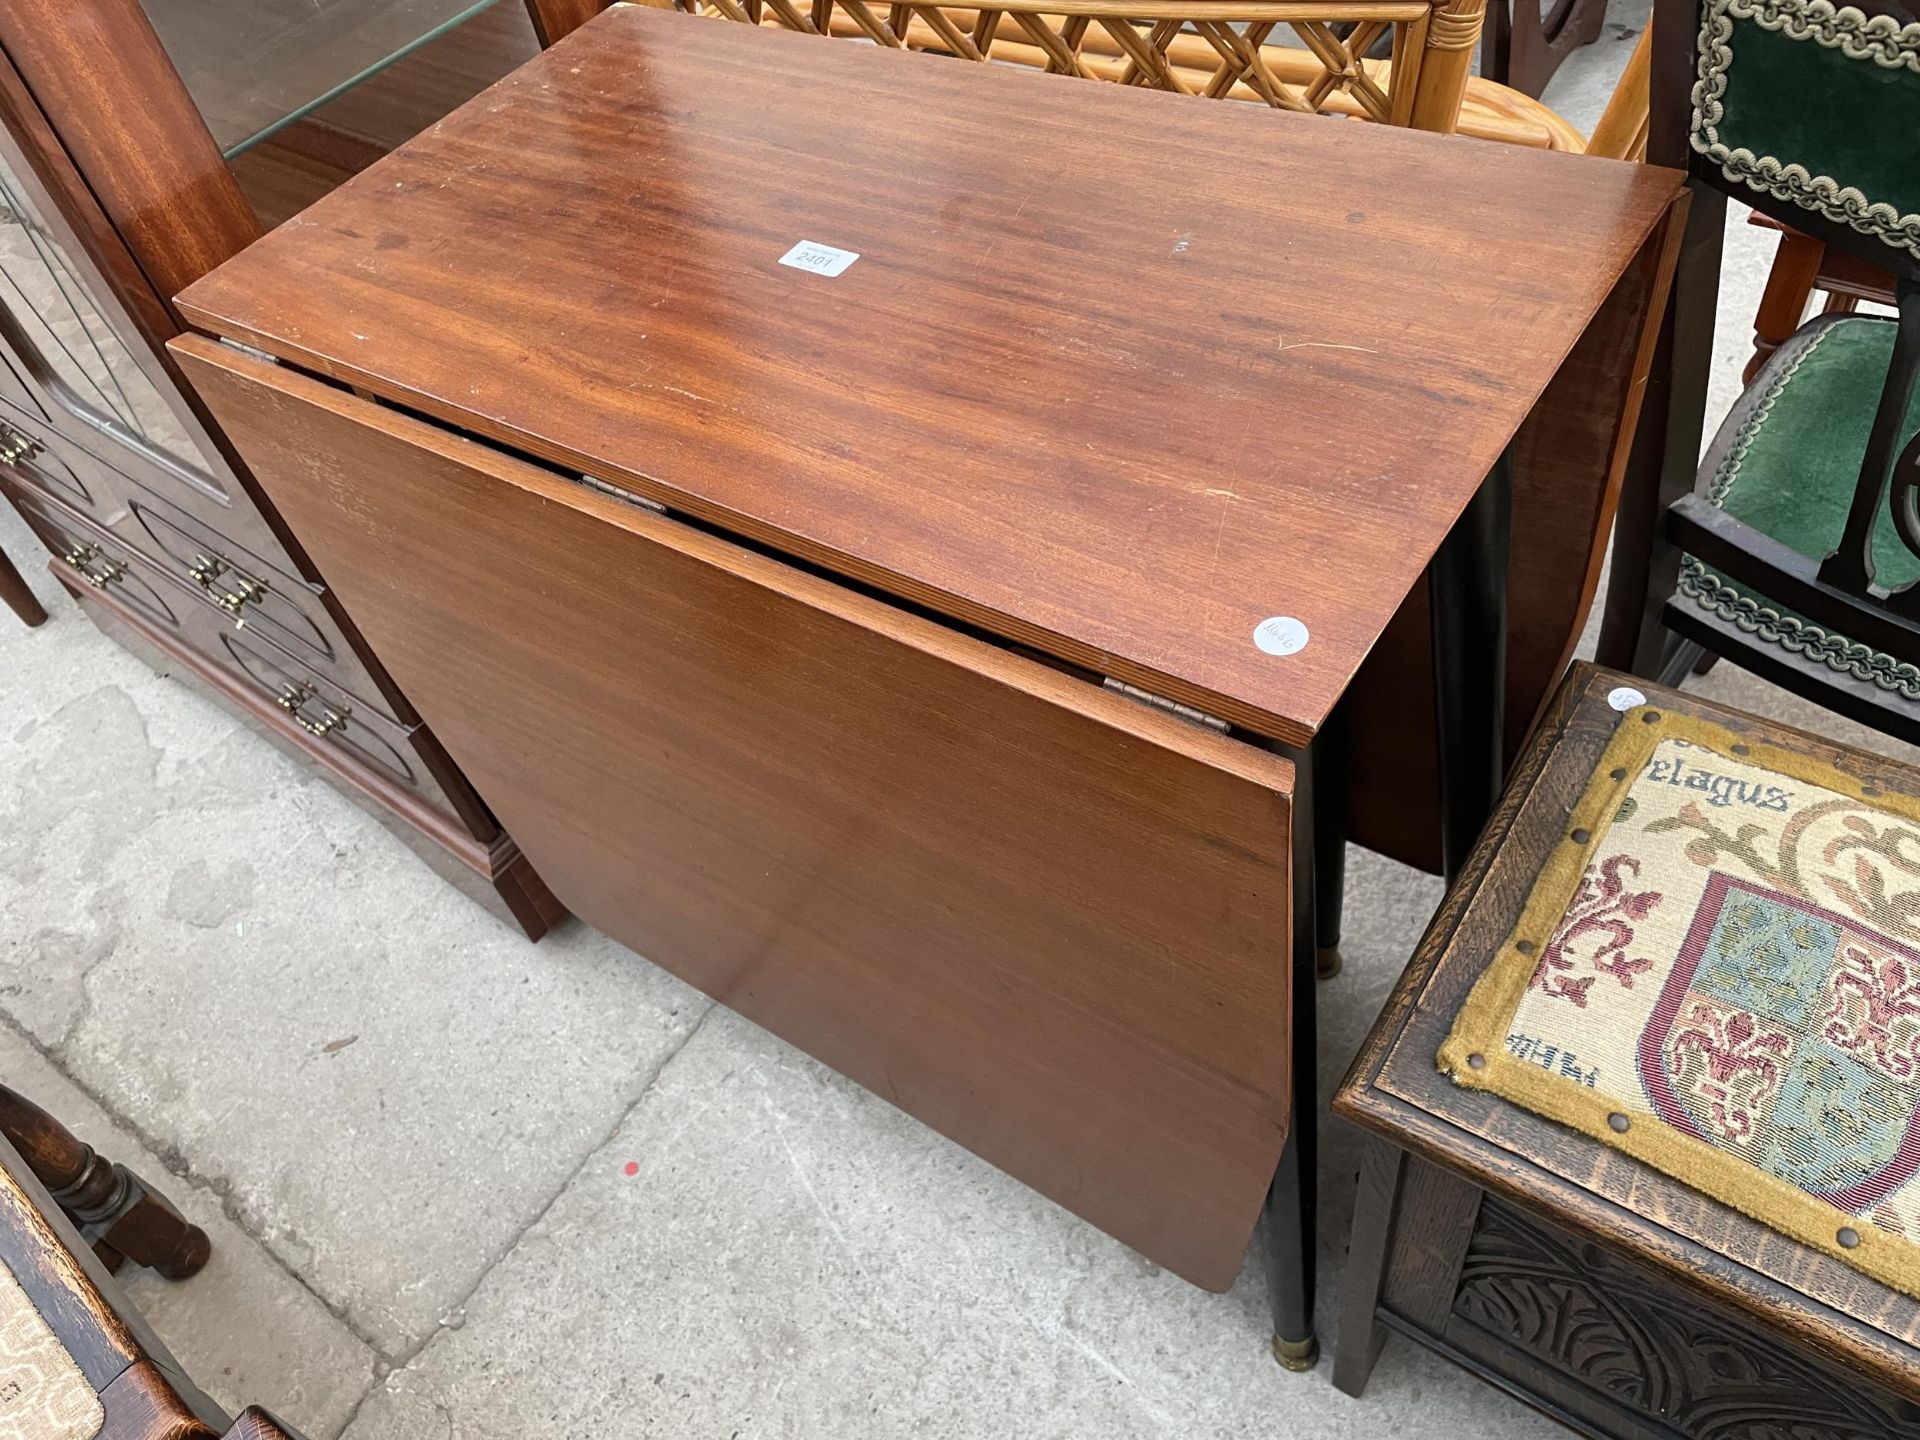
left=1315, top=947, right=1343, bottom=980
left=1271, top=1333, right=1320, bottom=1372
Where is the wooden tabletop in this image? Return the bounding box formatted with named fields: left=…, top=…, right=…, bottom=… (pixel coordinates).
left=176, top=4, right=1685, bottom=747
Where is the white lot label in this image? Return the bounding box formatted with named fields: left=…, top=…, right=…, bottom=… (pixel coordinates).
left=779, top=241, right=860, bottom=278
left=1252, top=616, right=1310, bottom=656
left=1607, top=685, right=1648, bottom=712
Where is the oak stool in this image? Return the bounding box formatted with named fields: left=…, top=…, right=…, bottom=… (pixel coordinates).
left=0, top=1089, right=305, bottom=1439
left=1335, top=665, right=1920, bottom=1435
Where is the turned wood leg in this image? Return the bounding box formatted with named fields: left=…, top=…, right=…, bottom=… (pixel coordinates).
left=1743, top=229, right=1825, bottom=385
left=0, top=542, right=47, bottom=627
left=0, top=1085, right=211, bottom=1279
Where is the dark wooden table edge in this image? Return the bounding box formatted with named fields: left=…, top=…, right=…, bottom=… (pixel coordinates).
left=1330, top=659, right=1920, bottom=1398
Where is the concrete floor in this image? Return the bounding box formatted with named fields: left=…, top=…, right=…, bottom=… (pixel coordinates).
left=0, top=18, right=1903, bottom=1437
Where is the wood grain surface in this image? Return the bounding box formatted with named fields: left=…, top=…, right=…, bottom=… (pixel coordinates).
left=1338, top=664, right=1920, bottom=1396
left=1344, top=216, right=1684, bottom=872
left=175, top=3, right=1684, bottom=747
left=176, top=334, right=1300, bottom=1291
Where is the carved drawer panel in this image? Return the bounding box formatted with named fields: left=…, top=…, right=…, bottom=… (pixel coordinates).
left=0, top=393, right=289, bottom=593
left=1448, top=1199, right=1920, bottom=1439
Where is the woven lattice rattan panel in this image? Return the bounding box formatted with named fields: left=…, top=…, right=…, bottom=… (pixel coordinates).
left=669, top=0, right=1487, bottom=129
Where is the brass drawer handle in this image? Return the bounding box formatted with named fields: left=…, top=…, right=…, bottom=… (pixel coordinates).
left=189, top=552, right=266, bottom=618
left=0, top=422, right=43, bottom=467
left=60, top=542, right=125, bottom=589
left=275, top=681, right=347, bottom=738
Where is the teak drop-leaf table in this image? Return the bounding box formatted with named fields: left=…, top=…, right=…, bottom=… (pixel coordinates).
left=164, top=4, right=1686, bottom=1365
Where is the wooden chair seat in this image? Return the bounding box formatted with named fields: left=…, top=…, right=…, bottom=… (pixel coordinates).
left=1670, top=313, right=1920, bottom=729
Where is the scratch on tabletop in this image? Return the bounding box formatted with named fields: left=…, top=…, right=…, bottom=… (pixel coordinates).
left=1275, top=335, right=1380, bottom=356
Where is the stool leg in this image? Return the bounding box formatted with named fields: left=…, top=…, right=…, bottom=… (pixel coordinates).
left=0, top=544, right=46, bottom=627
left=1332, top=1137, right=1406, bottom=1396
left=0, top=1084, right=211, bottom=1279
left=1265, top=736, right=1319, bottom=1370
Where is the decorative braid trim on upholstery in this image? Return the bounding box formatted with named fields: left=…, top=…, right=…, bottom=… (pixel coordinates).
left=1728, top=0, right=1920, bottom=66
left=1678, top=563, right=1920, bottom=695
left=1677, top=323, right=1920, bottom=699
left=1691, top=0, right=1920, bottom=255
left=1703, top=320, right=1834, bottom=508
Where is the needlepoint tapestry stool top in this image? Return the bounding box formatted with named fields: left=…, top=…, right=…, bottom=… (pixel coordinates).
left=1441, top=704, right=1920, bottom=1296
left=0, top=1252, right=100, bottom=1440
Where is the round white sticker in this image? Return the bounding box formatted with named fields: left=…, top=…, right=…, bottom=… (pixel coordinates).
left=1252, top=616, right=1310, bottom=657
left=1607, top=685, right=1648, bottom=712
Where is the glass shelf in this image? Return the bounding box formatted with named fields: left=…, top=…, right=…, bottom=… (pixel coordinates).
left=139, top=0, right=508, bottom=158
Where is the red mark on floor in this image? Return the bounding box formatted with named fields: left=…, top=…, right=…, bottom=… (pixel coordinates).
left=623, top=1161, right=640, bottom=1177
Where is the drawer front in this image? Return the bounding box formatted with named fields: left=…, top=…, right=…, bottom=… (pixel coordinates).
left=0, top=368, right=311, bottom=600
left=213, top=628, right=439, bottom=802
left=9, top=478, right=183, bottom=634
left=175, top=334, right=1298, bottom=1294
left=1445, top=1199, right=1920, bottom=1439
left=0, top=399, right=405, bottom=720
left=7, top=477, right=464, bottom=825
left=123, top=488, right=371, bottom=688
left=0, top=409, right=95, bottom=513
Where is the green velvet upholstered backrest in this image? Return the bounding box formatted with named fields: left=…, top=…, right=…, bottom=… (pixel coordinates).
left=1690, top=0, right=1920, bottom=263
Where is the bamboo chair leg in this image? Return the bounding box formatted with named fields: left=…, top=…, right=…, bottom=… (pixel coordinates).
left=0, top=1084, right=211, bottom=1279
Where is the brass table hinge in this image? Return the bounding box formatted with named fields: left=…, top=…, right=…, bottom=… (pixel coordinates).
left=578, top=473, right=668, bottom=514
left=1101, top=678, right=1229, bottom=734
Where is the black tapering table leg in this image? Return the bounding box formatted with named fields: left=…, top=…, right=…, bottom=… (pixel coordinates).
left=1312, top=699, right=1347, bottom=980
left=1431, top=450, right=1513, bottom=885
left=1265, top=732, right=1319, bottom=1370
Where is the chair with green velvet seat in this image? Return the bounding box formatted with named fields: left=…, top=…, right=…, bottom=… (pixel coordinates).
left=1599, top=0, right=1920, bottom=741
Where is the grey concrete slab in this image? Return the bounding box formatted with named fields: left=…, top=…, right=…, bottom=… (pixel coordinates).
left=0, top=519, right=711, bottom=1358
left=0, top=1021, right=376, bottom=1437
left=345, top=1008, right=1553, bottom=1440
